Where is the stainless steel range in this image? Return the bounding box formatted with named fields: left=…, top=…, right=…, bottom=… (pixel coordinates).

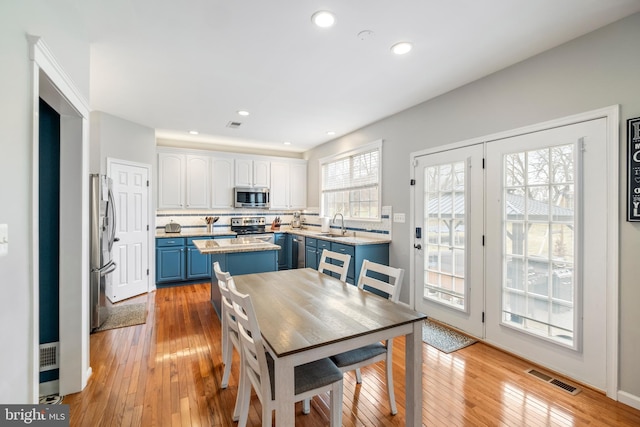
left=230, top=216, right=274, bottom=243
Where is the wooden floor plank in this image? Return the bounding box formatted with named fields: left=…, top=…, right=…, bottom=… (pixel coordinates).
left=64, top=283, right=640, bottom=426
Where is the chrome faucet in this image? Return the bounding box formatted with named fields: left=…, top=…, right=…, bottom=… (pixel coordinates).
left=332, top=213, right=347, bottom=235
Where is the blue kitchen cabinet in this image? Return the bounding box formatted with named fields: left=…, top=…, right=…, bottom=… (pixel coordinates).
left=305, top=237, right=318, bottom=270
left=157, top=235, right=222, bottom=285
left=186, top=237, right=212, bottom=279
left=304, top=237, right=331, bottom=271
left=156, top=238, right=186, bottom=283
left=274, top=232, right=290, bottom=270
left=304, top=236, right=389, bottom=285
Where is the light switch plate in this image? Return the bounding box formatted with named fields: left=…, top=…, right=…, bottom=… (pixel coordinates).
left=0, top=224, right=7, bottom=257
left=393, top=213, right=406, bottom=223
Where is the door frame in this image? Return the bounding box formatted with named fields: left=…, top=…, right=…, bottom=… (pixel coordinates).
left=107, top=157, right=155, bottom=294
left=409, top=105, right=619, bottom=398
left=30, top=36, right=91, bottom=401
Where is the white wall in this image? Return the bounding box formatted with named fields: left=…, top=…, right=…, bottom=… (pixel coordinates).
left=91, top=111, right=156, bottom=174
left=0, top=1, right=90, bottom=403
left=305, top=12, right=640, bottom=402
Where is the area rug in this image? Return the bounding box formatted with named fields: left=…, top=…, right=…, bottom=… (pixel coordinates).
left=422, top=319, right=477, bottom=353
left=94, top=303, right=147, bottom=332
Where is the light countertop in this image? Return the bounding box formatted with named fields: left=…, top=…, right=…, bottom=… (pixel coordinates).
left=156, top=227, right=390, bottom=246
left=155, top=229, right=237, bottom=238
left=192, top=237, right=280, bottom=254
left=281, top=227, right=392, bottom=245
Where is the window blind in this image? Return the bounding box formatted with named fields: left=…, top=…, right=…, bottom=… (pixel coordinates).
left=321, top=145, right=380, bottom=219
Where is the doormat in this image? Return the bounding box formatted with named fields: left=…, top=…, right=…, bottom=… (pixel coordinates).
left=422, top=319, right=477, bottom=353
left=94, top=303, right=147, bottom=332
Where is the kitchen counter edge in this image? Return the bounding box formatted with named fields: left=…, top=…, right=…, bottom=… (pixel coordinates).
left=155, top=228, right=390, bottom=246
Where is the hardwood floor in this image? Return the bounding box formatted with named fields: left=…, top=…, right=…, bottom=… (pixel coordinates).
left=65, top=283, right=640, bottom=426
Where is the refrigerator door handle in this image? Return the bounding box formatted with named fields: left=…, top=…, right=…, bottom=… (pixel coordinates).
left=94, top=260, right=117, bottom=276
left=107, top=187, right=117, bottom=251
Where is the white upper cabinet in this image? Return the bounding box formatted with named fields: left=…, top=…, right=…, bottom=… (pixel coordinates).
left=158, top=149, right=303, bottom=210
left=270, top=161, right=290, bottom=209
left=158, top=153, right=185, bottom=209
left=158, top=153, right=210, bottom=209
left=289, top=162, right=307, bottom=209
left=211, top=156, right=234, bottom=208
left=270, top=160, right=307, bottom=209
left=235, top=159, right=270, bottom=187
left=185, top=155, right=210, bottom=208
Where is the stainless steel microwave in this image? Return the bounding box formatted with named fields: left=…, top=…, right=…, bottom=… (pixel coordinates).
left=234, top=187, right=270, bottom=208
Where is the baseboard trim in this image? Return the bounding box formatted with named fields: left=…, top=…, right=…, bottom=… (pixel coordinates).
left=618, top=391, right=640, bottom=411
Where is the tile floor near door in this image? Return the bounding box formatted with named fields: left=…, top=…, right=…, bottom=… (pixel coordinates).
left=65, top=283, right=640, bottom=426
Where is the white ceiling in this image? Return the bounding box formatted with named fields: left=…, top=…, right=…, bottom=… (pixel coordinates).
left=79, top=0, right=640, bottom=153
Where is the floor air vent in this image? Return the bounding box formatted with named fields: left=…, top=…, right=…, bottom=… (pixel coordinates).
left=39, top=342, right=59, bottom=372
left=525, top=368, right=581, bottom=395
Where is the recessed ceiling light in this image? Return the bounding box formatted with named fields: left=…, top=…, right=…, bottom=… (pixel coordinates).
left=391, top=41, right=413, bottom=55
left=189, top=130, right=199, bottom=135
left=311, top=10, right=335, bottom=28
left=283, top=141, right=291, bottom=145
left=237, top=110, right=250, bottom=116
left=327, top=131, right=336, bottom=136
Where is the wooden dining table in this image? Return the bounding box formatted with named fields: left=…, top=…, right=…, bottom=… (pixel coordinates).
left=232, top=268, right=428, bottom=426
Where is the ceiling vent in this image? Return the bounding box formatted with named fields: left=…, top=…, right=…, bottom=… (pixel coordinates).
left=226, top=121, right=242, bottom=129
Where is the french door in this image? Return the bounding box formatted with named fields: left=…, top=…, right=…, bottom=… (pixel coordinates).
left=413, top=144, right=484, bottom=337
left=485, top=118, right=608, bottom=390
left=412, top=114, right=614, bottom=391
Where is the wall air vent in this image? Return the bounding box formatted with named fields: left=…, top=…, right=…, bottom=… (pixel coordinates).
left=39, top=342, right=59, bottom=372
left=226, top=121, right=242, bottom=129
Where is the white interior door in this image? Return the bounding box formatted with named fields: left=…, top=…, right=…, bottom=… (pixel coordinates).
left=413, top=144, right=484, bottom=337
left=108, top=160, right=150, bottom=302
left=485, top=118, right=608, bottom=390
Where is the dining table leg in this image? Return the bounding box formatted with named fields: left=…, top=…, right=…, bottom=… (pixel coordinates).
left=405, top=321, right=423, bottom=426
left=274, top=355, right=296, bottom=426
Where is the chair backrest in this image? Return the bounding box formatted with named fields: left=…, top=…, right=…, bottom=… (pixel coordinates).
left=228, top=287, right=272, bottom=401
left=214, top=262, right=238, bottom=334
left=318, top=249, right=351, bottom=282
left=356, top=259, right=405, bottom=302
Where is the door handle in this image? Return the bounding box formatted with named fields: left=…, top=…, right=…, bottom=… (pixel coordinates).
left=414, top=244, right=422, bottom=250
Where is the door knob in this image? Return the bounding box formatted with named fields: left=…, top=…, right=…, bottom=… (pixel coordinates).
left=414, top=244, right=422, bottom=250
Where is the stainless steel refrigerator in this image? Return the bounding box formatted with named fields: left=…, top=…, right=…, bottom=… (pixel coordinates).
left=90, top=174, right=117, bottom=331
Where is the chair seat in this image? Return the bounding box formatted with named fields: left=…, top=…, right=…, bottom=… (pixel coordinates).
left=331, top=343, right=387, bottom=367
left=267, top=354, right=343, bottom=398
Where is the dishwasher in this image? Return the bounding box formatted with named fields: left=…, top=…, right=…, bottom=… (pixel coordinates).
left=291, top=236, right=305, bottom=268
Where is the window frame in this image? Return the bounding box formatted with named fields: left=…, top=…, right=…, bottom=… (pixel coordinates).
left=319, top=139, right=383, bottom=221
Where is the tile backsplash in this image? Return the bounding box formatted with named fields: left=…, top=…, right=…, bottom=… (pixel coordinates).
left=156, top=207, right=392, bottom=239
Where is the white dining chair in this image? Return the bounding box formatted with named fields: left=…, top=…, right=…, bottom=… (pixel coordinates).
left=214, top=262, right=238, bottom=388
left=318, top=249, right=351, bottom=282
left=214, top=262, right=245, bottom=422
left=330, top=259, right=405, bottom=415
left=228, top=286, right=344, bottom=427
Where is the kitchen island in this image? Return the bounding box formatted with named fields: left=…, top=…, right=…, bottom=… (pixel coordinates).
left=192, top=237, right=280, bottom=317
